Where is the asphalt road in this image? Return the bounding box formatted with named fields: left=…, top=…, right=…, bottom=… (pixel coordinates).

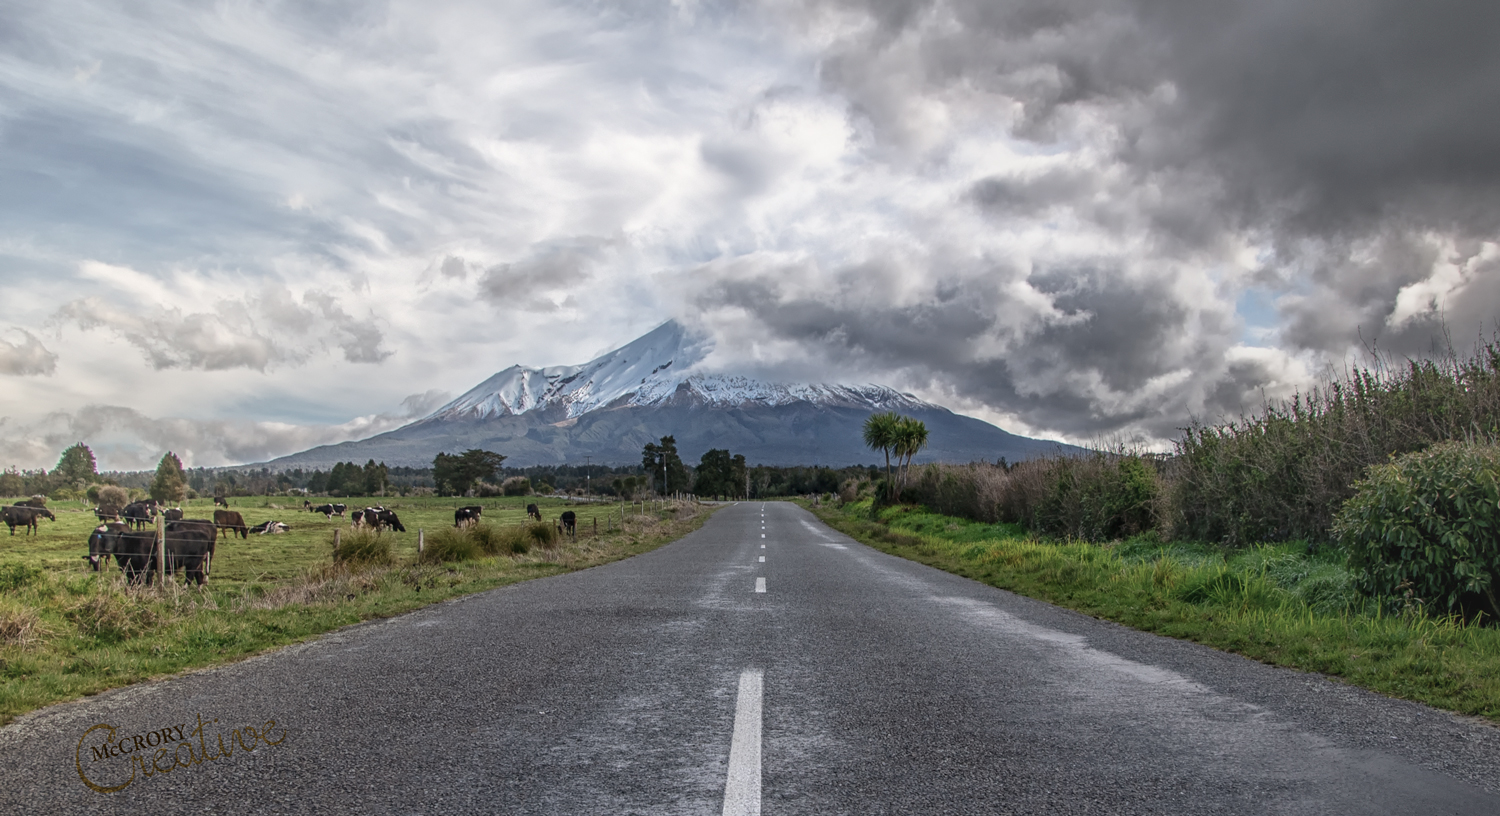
left=2, top=502, right=1497, bottom=814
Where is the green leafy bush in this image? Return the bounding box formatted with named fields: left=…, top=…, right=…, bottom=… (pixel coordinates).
left=1336, top=441, right=1500, bottom=618
left=526, top=521, right=559, bottom=548
left=0, top=562, right=45, bottom=592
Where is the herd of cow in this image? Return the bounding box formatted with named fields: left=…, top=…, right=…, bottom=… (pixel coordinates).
left=11, top=497, right=573, bottom=589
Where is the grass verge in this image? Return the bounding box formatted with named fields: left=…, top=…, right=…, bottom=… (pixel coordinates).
left=813, top=500, right=1500, bottom=722
left=0, top=496, right=713, bottom=725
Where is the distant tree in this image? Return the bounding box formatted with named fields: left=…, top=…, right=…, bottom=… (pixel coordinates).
left=892, top=417, right=929, bottom=494
left=862, top=412, right=902, bottom=498
left=54, top=443, right=97, bottom=488
left=642, top=436, right=688, bottom=495
left=362, top=459, right=389, bottom=495
left=693, top=449, right=746, bottom=499
left=433, top=449, right=507, bottom=496
left=307, top=469, right=328, bottom=494
left=149, top=451, right=188, bottom=503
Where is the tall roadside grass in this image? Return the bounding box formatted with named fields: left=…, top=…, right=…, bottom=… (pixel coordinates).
left=818, top=502, right=1500, bottom=721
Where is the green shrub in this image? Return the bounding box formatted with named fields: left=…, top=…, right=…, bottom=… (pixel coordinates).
left=502, top=476, right=533, bottom=496
left=332, top=529, right=394, bottom=567
left=0, top=562, right=45, bottom=592
left=1336, top=441, right=1500, bottom=618
left=417, top=528, right=479, bottom=564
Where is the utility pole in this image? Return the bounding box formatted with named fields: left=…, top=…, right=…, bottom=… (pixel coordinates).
left=584, top=455, right=591, bottom=499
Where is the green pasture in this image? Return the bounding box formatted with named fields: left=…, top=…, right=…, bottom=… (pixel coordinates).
left=0, top=495, right=631, bottom=587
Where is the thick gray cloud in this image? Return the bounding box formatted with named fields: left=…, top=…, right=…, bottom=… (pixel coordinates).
left=3, top=0, right=1497, bottom=467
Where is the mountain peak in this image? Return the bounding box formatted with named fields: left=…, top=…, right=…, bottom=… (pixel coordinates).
left=427, top=320, right=929, bottom=421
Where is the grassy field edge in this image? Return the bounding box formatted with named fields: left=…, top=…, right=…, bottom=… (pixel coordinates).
left=808, top=500, right=1500, bottom=724
left=0, top=500, right=719, bottom=726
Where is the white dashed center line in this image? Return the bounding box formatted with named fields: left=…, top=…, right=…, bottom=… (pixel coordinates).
left=721, top=669, right=763, bottom=816
left=758, top=556, right=765, bottom=562
left=755, top=577, right=766, bottom=593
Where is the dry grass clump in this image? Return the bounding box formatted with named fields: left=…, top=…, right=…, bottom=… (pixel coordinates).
left=418, top=527, right=480, bottom=564
left=0, top=598, right=45, bottom=647
left=333, top=528, right=395, bottom=566
left=525, top=521, right=559, bottom=549
left=238, top=563, right=386, bottom=611
left=65, top=589, right=170, bottom=641
left=470, top=523, right=530, bottom=556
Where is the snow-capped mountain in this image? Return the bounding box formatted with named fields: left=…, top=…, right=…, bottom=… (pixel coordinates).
left=263, top=321, right=1078, bottom=468
left=427, top=320, right=928, bottom=420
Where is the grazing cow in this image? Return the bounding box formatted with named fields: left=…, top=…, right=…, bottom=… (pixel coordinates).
left=120, top=501, right=155, bottom=531
left=365, top=508, right=406, bottom=533
left=84, top=522, right=129, bottom=572
left=160, top=525, right=216, bottom=585
left=3, top=505, right=55, bottom=536
left=212, top=509, right=248, bottom=539
left=164, top=507, right=184, bottom=521
left=526, top=503, right=541, bottom=522
left=249, top=520, right=290, bottom=535
left=18, top=496, right=47, bottom=509
left=213, top=496, right=230, bottom=508
left=454, top=505, right=482, bottom=528
left=305, top=502, right=347, bottom=518
left=559, top=510, right=576, bottom=539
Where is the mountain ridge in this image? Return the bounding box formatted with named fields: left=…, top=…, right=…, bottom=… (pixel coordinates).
left=261, top=321, right=1081, bottom=469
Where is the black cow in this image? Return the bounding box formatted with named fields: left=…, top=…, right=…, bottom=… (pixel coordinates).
left=213, top=509, right=248, bottom=539
left=88, top=523, right=217, bottom=585
left=213, top=496, right=230, bottom=508
left=526, top=503, right=541, bottom=522
left=455, top=506, right=482, bottom=528
left=161, top=525, right=216, bottom=585
left=559, top=511, right=576, bottom=538
left=3, top=505, right=56, bottom=536
left=167, top=520, right=219, bottom=580
left=366, top=508, right=406, bottom=533
left=93, top=505, right=122, bottom=522
left=121, top=501, right=155, bottom=531
left=164, top=507, right=184, bottom=521
left=18, top=497, right=47, bottom=509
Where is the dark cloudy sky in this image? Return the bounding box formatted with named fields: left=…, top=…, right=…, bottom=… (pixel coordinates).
left=1, top=0, right=1496, bottom=469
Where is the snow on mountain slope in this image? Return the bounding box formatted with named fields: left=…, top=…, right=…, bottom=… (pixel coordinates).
left=428, top=320, right=930, bottom=421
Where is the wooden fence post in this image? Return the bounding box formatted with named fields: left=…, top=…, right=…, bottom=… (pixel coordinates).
left=418, top=528, right=425, bottom=553
left=333, top=528, right=342, bottom=551
left=155, top=514, right=165, bottom=587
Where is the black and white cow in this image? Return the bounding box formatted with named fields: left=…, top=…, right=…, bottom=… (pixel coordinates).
left=454, top=505, right=482, bottom=528
left=365, top=507, right=406, bottom=533
left=249, top=520, right=290, bottom=535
